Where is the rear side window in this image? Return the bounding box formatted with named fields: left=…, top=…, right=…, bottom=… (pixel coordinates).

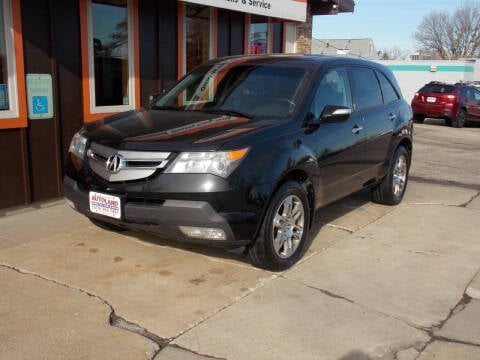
left=420, top=84, right=454, bottom=93
left=349, top=67, right=383, bottom=111
left=473, top=88, right=480, bottom=101
left=377, top=71, right=400, bottom=104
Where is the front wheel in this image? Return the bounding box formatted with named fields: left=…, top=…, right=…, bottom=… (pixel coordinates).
left=249, top=181, right=311, bottom=271
left=372, top=145, right=410, bottom=205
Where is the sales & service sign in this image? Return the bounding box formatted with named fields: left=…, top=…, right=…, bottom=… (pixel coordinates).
left=181, top=0, right=307, bottom=22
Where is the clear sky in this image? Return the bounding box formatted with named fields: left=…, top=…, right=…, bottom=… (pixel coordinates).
left=312, top=0, right=467, bottom=53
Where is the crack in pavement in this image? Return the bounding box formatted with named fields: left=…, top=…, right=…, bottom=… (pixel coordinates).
left=460, top=191, right=480, bottom=208
left=324, top=223, right=355, bottom=233
left=280, top=275, right=430, bottom=332
left=164, top=344, right=227, bottom=360
left=430, top=335, right=480, bottom=349
left=0, top=263, right=165, bottom=360
left=282, top=277, right=432, bottom=360
left=410, top=294, right=480, bottom=359
left=0, top=261, right=284, bottom=359
left=163, top=272, right=280, bottom=340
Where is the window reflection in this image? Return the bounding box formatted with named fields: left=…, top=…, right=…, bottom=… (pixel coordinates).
left=155, top=63, right=309, bottom=119
left=92, top=0, right=129, bottom=107
left=249, top=15, right=269, bottom=54
left=185, top=4, right=210, bottom=73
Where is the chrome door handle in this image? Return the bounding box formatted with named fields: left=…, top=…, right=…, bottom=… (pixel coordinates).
left=388, top=113, right=396, bottom=121
left=352, top=125, right=363, bottom=134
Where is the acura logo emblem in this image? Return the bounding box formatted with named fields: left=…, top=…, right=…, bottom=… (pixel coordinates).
left=106, top=154, right=124, bottom=173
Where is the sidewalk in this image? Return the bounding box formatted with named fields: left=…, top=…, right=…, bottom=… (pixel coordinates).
left=1, top=123, right=480, bottom=359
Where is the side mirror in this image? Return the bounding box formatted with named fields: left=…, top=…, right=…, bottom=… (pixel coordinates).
left=320, top=105, right=352, bottom=123
left=148, top=92, right=163, bottom=108
left=149, top=93, right=160, bottom=102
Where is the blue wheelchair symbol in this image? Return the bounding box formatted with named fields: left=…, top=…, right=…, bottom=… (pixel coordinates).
left=32, top=96, right=48, bottom=114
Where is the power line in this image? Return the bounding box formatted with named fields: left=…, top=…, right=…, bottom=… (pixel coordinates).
left=312, top=38, right=371, bottom=60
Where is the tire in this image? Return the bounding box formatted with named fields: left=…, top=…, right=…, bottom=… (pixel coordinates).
left=372, top=145, right=410, bottom=206
left=413, top=114, right=425, bottom=123
left=89, top=217, right=127, bottom=232
left=249, top=181, right=311, bottom=271
left=453, top=109, right=466, bottom=128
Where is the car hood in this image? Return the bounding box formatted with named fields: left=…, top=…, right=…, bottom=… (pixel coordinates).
left=83, top=108, right=282, bottom=151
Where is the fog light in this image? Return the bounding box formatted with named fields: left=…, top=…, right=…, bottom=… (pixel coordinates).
left=179, top=226, right=226, bottom=240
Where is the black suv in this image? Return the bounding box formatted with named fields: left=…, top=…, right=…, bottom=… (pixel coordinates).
left=63, top=55, right=413, bottom=270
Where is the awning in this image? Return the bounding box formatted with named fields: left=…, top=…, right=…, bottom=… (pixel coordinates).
left=180, top=0, right=308, bottom=22
left=310, top=0, right=355, bottom=15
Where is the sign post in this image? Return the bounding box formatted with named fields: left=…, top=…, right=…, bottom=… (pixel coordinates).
left=26, top=74, right=54, bottom=120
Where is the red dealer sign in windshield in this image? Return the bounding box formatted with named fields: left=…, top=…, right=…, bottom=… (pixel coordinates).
left=180, top=0, right=307, bottom=22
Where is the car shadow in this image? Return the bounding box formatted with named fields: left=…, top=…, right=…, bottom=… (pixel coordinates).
left=422, top=117, right=480, bottom=127
left=124, top=188, right=374, bottom=269
left=422, top=118, right=449, bottom=126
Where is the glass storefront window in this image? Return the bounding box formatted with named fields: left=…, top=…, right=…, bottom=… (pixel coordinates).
left=249, top=15, right=269, bottom=54
left=0, top=0, right=19, bottom=118
left=184, top=4, right=211, bottom=73
left=88, top=0, right=135, bottom=112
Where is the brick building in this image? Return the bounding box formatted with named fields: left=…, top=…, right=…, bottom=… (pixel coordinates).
left=0, top=0, right=354, bottom=209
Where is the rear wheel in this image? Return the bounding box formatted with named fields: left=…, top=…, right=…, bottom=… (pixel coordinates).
left=372, top=145, right=410, bottom=206
left=249, top=181, right=310, bottom=271
left=453, top=109, right=466, bottom=128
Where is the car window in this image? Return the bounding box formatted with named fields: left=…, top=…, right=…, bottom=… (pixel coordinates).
left=474, top=89, right=480, bottom=101
left=465, top=88, right=473, bottom=99
left=154, top=63, right=309, bottom=118
left=311, top=68, right=352, bottom=118
left=349, top=67, right=383, bottom=111
left=420, top=84, right=454, bottom=93
left=377, top=71, right=400, bottom=104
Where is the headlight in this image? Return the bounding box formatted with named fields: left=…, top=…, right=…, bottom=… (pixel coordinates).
left=165, top=148, right=249, bottom=178
left=69, top=132, right=88, bottom=160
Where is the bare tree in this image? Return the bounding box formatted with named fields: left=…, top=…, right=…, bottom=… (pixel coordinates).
left=414, top=2, right=480, bottom=59
left=379, top=46, right=409, bottom=60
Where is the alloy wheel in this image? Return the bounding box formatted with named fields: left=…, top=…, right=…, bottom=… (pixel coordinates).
left=272, top=195, right=305, bottom=259
left=393, top=154, right=408, bottom=197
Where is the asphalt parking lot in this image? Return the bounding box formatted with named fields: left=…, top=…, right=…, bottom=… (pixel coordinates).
left=1, top=120, right=480, bottom=360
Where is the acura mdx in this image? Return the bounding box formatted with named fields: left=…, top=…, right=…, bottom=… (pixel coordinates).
left=63, top=55, right=413, bottom=270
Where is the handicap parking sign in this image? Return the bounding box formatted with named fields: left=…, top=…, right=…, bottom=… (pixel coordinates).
left=26, top=74, right=54, bottom=119
left=32, top=96, right=48, bottom=114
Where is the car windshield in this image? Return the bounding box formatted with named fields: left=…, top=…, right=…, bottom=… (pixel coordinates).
left=153, top=62, right=310, bottom=118
left=420, top=84, right=454, bottom=94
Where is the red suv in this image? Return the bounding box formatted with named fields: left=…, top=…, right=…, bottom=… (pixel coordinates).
left=411, top=81, right=480, bottom=127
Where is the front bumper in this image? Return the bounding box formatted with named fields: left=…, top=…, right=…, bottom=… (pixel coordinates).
left=63, top=175, right=256, bottom=247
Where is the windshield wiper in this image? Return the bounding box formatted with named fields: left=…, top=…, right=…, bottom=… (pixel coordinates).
left=203, top=109, right=252, bottom=118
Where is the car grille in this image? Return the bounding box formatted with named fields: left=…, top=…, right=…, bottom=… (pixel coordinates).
left=86, top=142, right=171, bottom=182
